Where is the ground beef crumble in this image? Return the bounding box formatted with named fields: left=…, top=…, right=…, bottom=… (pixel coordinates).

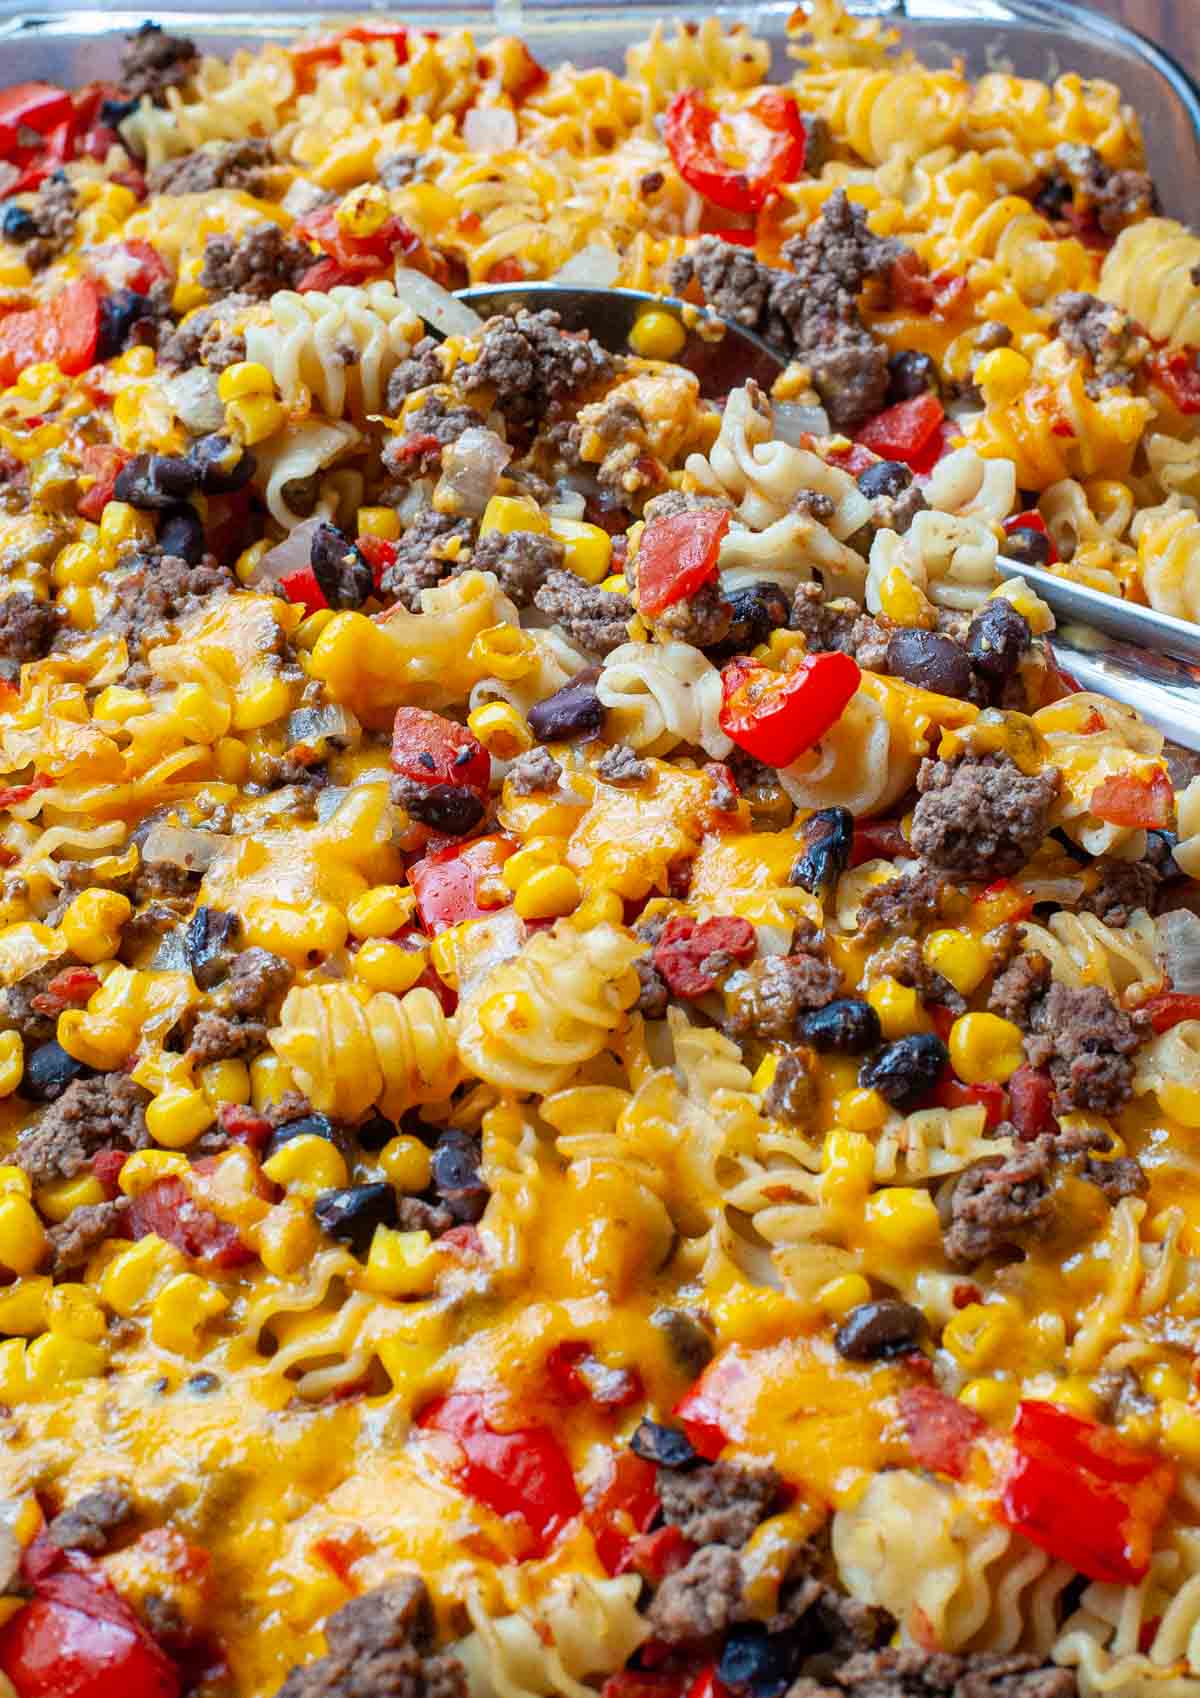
left=1077, top=856, right=1160, bottom=926
left=506, top=747, right=563, bottom=795
left=16, top=1073, right=152, bottom=1188
left=46, top=1199, right=132, bottom=1278
left=858, top=866, right=946, bottom=940
left=464, top=528, right=563, bottom=606
left=0, top=592, right=62, bottom=680
left=456, top=309, right=612, bottom=437
left=199, top=226, right=312, bottom=300
left=1025, top=981, right=1145, bottom=1114
left=910, top=755, right=1059, bottom=881
left=1051, top=291, right=1149, bottom=390
left=379, top=511, right=474, bottom=611
left=275, top=1576, right=467, bottom=1698
left=119, top=23, right=198, bottom=105
left=788, top=1648, right=1075, bottom=1698
left=533, top=569, right=632, bottom=656
left=148, top=138, right=277, bottom=198
left=724, top=953, right=842, bottom=1040
left=86, top=551, right=236, bottom=685
left=658, top=1459, right=780, bottom=1547
left=47, top=1485, right=134, bottom=1554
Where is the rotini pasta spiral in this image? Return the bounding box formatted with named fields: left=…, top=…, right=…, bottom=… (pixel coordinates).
left=243, top=282, right=423, bottom=423
left=269, top=983, right=460, bottom=1121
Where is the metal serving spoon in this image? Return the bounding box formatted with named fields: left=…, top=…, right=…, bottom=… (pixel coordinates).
left=457, top=281, right=1200, bottom=753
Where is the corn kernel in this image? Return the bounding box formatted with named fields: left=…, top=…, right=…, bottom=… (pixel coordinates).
left=1144, top=1363, right=1191, bottom=1403
left=217, top=361, right=275, bottom=403
left=147, top=1088, right=215, bottom=1150
left=294, top=608, right=336, bottom=651
left=197, top=1058, right=251, bottom=1113
left=100, top=1234, right=183, bottom=1317
left=479, top=494, right=548, bottom=538
left=35, top=1175, right=105, bottom=1223
left=751, top=1053, right=779, bottom=1095
left=236, top=539, right=270, bottom=586
left=821, top=1129, right=875, bottom=1207
left=468, top=701, right=532, bottom=760
left=53, top=541, right=105, bottom=588
left=353, top=938, right=427, bottom=994
left=380, top=1135, right=432, bottom=1193
left=357, top=506, right=401, bottom=541
left=467, top=623, right=535, bottom=681
left=45, top=1284, right=106, bottom=1343
left=150, top=1270, right=229, bottom=1356
left=923, top=930, right=990, bottom=997
left=58, top=584, right=95, bottom=630
left=214, top=736, right=250, bottom=783
left=0, top=1195, right=46, bottom=1276
left=118, top=1149, right=191, bottom=1197
left=0, top=1277, right=48, bottom=1337
left=17, top=361, right=62, bottom=398
left=0, top=1339, right=26, bottom=1402
left=0, top=1031, right=21, bottom=1099
left=263, top=1133, right=349, bottom=1194
left=1051, top=1375, right=1100, bottom=1419
left=834, top=1087, right=890, bottom=1133
left=250, top=1053, right=294, bottom=1111
left=514, top=864, right=581, bottom=920
left=1160, top=1398, right=1200, bottom=1465
left=0, top=1168, right=28, bottom=1199
left=877, top=566, right=936, bottom=629
left=546, top=517, right=612, bottom=585
left=362, top=1226, right=438, bottom=1297
left=975, top=347, right=1032, bottom=404
left=628, top=308, right=687, bottom=361
left=346, top=884, right=417, bottom=939
left=502, top=837, right=562, bottom=892
left=864, top=1187, right=941, bottom=1251
left=959, top=1378, right=1018, bottom=1423
left=337, top=183, right=391, bottom=237
left=60, top=888, right=132, bottom=965
left=98, top=501, right=153, bottom=550
left=600, top=573, right=628, bottom=596
left=226, top=394, right=287, bottom=447
left=817, top=1273, right=871, bottom=1320
left=243, top=897, right=348, bottom=964
left=948, top=1012, right=1024, bottom=1086
left=573, top=888, right=624, bottom=927
left=112, top=345, right=156, bottom=379
left=25, top=1331, right=106, bottom=1390
left=943, top=1301, right=1017, bottom=1372
left=866, top=977, right=928, bottom=1041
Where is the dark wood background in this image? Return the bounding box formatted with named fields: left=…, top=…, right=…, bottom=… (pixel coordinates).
left=1086, top=1, right=1196, bottom=78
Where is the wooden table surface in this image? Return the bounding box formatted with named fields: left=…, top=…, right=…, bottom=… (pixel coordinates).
left=1084, top=1, right=1196, bottom=79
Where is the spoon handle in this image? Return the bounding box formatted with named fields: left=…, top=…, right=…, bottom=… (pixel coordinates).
left=1049, top=623, right=1200, bottom=751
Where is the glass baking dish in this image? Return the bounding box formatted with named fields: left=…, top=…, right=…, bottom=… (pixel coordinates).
left=0, top=0, right=1195, bottom=217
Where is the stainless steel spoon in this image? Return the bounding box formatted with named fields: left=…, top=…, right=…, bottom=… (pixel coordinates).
left=456, top=281, right=1200, bottom=752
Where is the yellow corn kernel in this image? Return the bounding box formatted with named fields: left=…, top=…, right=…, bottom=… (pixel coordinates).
left=217, top=361, right=275, bottom=403
left=197, top=1058, right=251, bottom=1112
left=628, top=308, right=687, bottom=361
left=1051, top=1375, right=1100, bottom=1419
left=16, top=361, right=63, bottom=397
left=53, top=541, right=105, bottom=588
left=1144, top=1363, right=1190, bottom=1403
left=294, top=608, right=336, bottom=651
left=254, top=1195, right=320, bottom=1277
left=353, top=938, right=427, bottom=995
left=502, top=837, right=563, bottom=892
left=235, top=539, right=270, bottom=586
left=118, top=1149, right=190, bottom=1197
left=573, top=888, right=624, bottom=927
left=146, top=1088, right=215, bottom=1150
left=57, top=584, right=95, bottom=631
left=600, top=573, right=628, bottom=596
left=214, top=736, right=250, bottom=783
left=0, top=1167, right=28, bottom=1199
left=834, top=1087, right=890, bottom=1133
left=263, top=1133, right=348, bottom=1194
left=0, top=1195, right=45, bottom=1276
left=949, top=1012, right=1024, bottom=1086
left=467, top=700, right=532, bottom=759
left=35, top=1175, right=105, bottom=1224
left=546, top=517, right=612, bottom=585
left=337, top=183, right=391, bottom=236
left=479, top=494, right=548, bottom=538
left=959, top=1378, right=1018, bottom=1424
left=1160, top=1398, right=1200, bottom=1465
left=975, top=347, right=1032, bottom=404
left=381, top=1134, right=432, bottom=1193
left=467, top=622, right=535, bottom=681
left=150, top=1271, right=229, bottom=1356
left=346, top=884, right=417, bottom=939
left=45, top=1283, right=106, bottom=1342
left=943, top=1301, right=1018, bottom=1373
left=60, top=888, right=132, bottom=965
left=0, top=1277, right=49, bottom=1337
left=238, top=678, right=295, bottom=734
left=169, top=681, right=232, bottom=744
left=100, top=1235, right=183, bottom=1318
left=362, top=1226, right=438, bottom=1297
left=923, top=930, right=990, bottom=997
left=357, top=505, right=401, bottom=541
left=822, top=1128, right=875, bottom=1204
left=111, top=344, right=156, bottom=378
left=25, top=1330, right=106, bottom=1391
left=866, top=977, right=929, bottom=1041
left=864, top=1187, right=941, bottom=1251
left=514, top=864, right=581, bottom=920
left=242, top=897, right=348, bottom=964
left=98, top=500, right=154, bottom=550
left=817, top=1273, right=872, bottom=1320
left=226, top=394, right=287, bottom=447
left=403, top=182, right=458, bottom=230
left=57, top=1007, right=133, bottom=1072
left=751, top=1053, right=779, bottom=1095
left=990, top=578, right=1054, bottom=636
left=0, top=1339, right=26, bottom=1401
left=250, top=1053, right=294, bottom=1111
left=93, top=684, right=150, bottom=724
left=0, top=1031, right=21, bottom=1099
left=877, top=566, right=936, bottom=630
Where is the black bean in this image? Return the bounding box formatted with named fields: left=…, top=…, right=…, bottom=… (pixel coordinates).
left=885, top=628, right=974, bottom=699
left=184, top=905, right=239, bottom=989
left=834, top=1298, right=926, bottom=1361
left=99, top=96, right=139, bottom=127
left=1146, top=829, right=1180, bottom=876
left=527, top=669, right=604, bottom=742
left=23, top=1040, right=90, bottom=1102
left=1, top=205, right=36, bottom=242
left=1002, top=526, right=1052, bottom=568
left=186, top=1370, right=220, bottom=1394
left=187, top=434, right=255, bottom=495
left=718, top=1624, right=802, bottom=1698
left=789, top=805, right=853, bottom=896
left=309, top=522, right=374, bottom=611
left=114, top=453, right=198, bottom=510
left=965, top=599, right=1032, bottom=683
left=630, top=1418, right=699, bottom=1470
left=799, top=997, right=881, bottom=1054
left=707, top=582, right=791, bottom=664
left=158, top=504, right=205, bottom=565
left=650, top=1306, right=715, bottom=1378
left=266, top=1112, right=340, bottom=1159
left=857, top=459, right=912, bottom=500
left=887, top=350, right=937, bottom=404
left=859, top=1033, right=948, bottom=1109
left=355, top=1113, right=399, bottom=1151
left=1034, top=173, right=1073, bottom=220
left=97, top=289, right=150, bottom=362
left=400, top=783, right=486, bottom=837
left=312, top=1182, right=398, bottom=1256
left=431, top=1128, right=488, bottom=1222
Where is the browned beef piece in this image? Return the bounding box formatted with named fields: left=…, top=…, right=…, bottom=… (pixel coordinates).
left=651, top=580, right=733, bottom=649
left=987, top=951, right=1051, bottom=1027
left=724, top=954, right=842, bottom=1041
left=186, top=1012, right=267, bottom=1065
left=506, top=747, right=563, bottom=795
left=18, top=176, right=78, bottom=271
left=651, top=1306, right=714, bottom=1377
left=464, top=528, right=563, bottom=606
left=396, top=1196, right=455, bottom=1236
left=16, top=1073, right=152, bottom=1188
left=47, top=1485, right=133, bottom=1553
left=1078, top=1149, right=1147, bottom=1200
left=1077, top=857, right=1160, bottom=926
left=858, top=867, right=946, bottom=941
left=658, top=1459, right=780, bottom=1546
left=870, top=935, right=965, bottom=1015
left=670, top=239, right=775, bottom=329
left=595, top=744, right=649, bottom=786
left=763, top=1047, right=818, bottom=1123
left=200, top=226, right=312, bottom=301
left=221, top=949, right=294, bottom=1017
left=943, top=1138, right=1055, bottom=1268
left=1025, top=981, right=1145, bottom=1114
left=1051, top=292, right=1147, bottom=389
left=148, top=138, right=276, bottom=197
left=158, top=295, right=252, bottom=373
left=0, top=959, right=79, bottom=1047
left=384, top=397, right=483, bottom=477
left=1055, top=143, right=1158, bottom=236
left=46, top=1199, right=131, bottom=1277
left=379, top=511, right=474, bottom=611
left=646, top=1543, right=746, bottom=1644
left=119, top=23, right=198, bottom=104
left=275, top=1576, right=467, bottom=1698
left=95, top=551, right=236, bottom=682
left=788, top=1648, right=1076, bottom=1698
left=0, top=592, right=63, bottom=677
left=385, top=338, right=446, bottom=409
left=790, top=586, right=890, bottom=672
left=634, top=956, right=670, bottom=1019
left=456, top=309, right=612, bottom=435
left=533, top=568, right=632, bottom=656
left=910, top=755, right=1059, bottom=881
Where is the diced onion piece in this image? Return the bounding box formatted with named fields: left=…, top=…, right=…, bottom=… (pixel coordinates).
left=164, top=368, right=225, bottom=433
left=394, top=267, right=484, bottom=337
left=251, top=516, right=325, bottom=588
left=282, top=177, right=331, bottom=220
left=141, top=824, right=232, bottom=872
left=772, top=401, right=830, bottom=444
left=286, top=704, right=362, bottom=750
left=549, top=487, right=587, bottom=521
left=436, top=426, right=512, bottom=518
left=462, top=105, right=518, bottom=154
left=1158, top=907, right=1200, bottom=993
left=552, top=244, right=621, bottom=287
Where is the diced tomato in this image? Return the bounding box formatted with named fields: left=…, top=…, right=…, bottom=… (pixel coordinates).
left=930, top=1076, right=1009, bottom=1132
left=0, top=775, right=53, bottom=810
left=1008, top=1064, right=1057, bottom=1140
left=890, top=253, right=968, bottom=319
left=1001, top=1400, right=1175, bottom=1585
left=0, top=83, right=73, bottom=155
left=217, top=1103, right=273, bottom=1149
left=665, top=90, right=807, bottom=213
left=437, top=1224, right=485, bottom=1259
left=685, top=1670, right=730, bottom=1698
left=546, top=1342, right=642, bottom=1411
left=75, top=444, right=129, bottom=521
left=1141, top=992, right=1200, bottom=1034
left=673, top=1348, right=751, bottom=1460
left=623, top=1524, right=696, bottom=1584
left=719, top=650, right=860, bottom=767
left=856, top=392, right=945, bottom=467
left=100, top=239, right=171, bottom=295
left=824, top=441, right=877, bottom=476
left=585, top=1450, right=660, bottom=1575
left=1090, top=768, right=1174, bottom=831
left=602, top=1673, right=687, bottom=1698
left=973, top=878, right=1035, bottom=928
left=408, top=834, right=514, bottom=934
left=128, top=1174, right=254, bottom=1270
left=294, top=203, right=419, bottom=277
left=312, top=1529, right=371, bottom=1585
left=899, top=1383, right=986, bottom=1480
left=419, top=1391, right=580, bottom=1556
left=636, top=506, right=729, bottom=618
left=391, top=708, right=490, bottom=796
left=0, top=278, right=102, bottom=388
left=91, top=1148, right=128, bottom=1197
left=849, top=817, right=908, bottom=867
left=29, top=966, right=99, bottom=1016
left=1148, top=349, right=1200, bottom=415
left=291, top=21, right=410, bottom=70
left=487, top=258, right=527, bottom=283
left=356, top=534, right=398, bottom=591
left=652, top=914, right=756, bottom=999
left=296, top=258, right=363, bottom=294
left=277, top=565, right=328, bottom=617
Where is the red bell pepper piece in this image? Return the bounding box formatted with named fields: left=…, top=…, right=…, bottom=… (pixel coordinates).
left=665, top=90, right=807, bottom=213
left=0, top=83, right=73, bottom=155
left=408, top=834, right=514, bottom=934
left=546, top=1342, right=642, bottom=1411
left=652, top=914, right=757, bottom=998
left=1148, top=349, right=1200, bottom=415
left=292, top=22, right=410, bottom=70
left=106, top=239, right=171, bottom=295
left=974, top=878, right=1035, bottom=927
left=710, top=227, right=757, bottom=247
left=1001, top=1400, right=1175, bottom=1585
left=636, top=506, right=730, bottom=618
left=824, top=441, right=877, bottom=476
left=602, top=1674, right=688, bottom=1698
left=128, top=1169, right=255, bottom=1270
left=91, top=1148, right=128, bottom=1196
left=357, top=534, right=398, bottom=591
left=1141, top=991, right=1200, bottom=1034
left=1008, top=1064, right=1057, bottom=1140
left=930, top=1075, right=1009, bottom=1132
left=419, top=1391, right=580, bottom=1556
left=75, top=444, right=129, bottom=521
left=0, top=278, right=102, bottom=387
left=1090, top=768, right=1174, bottom=831
left=277, top=565, right=328, bottom=618
left=719, top=650, right=860, bottom=767
left=391, top=707, right=490, bottom=797
left=899, top=1383, right=985, bottom=1480
left=856, top=392, right=945, bottom=467
left=294, top=203, right=419, bottom=276
left=487, top=258, right=527, bottom=284
left=673, top=1347, right=751, bottom=1460
left=585, top=1450, right=661, bottom=1575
